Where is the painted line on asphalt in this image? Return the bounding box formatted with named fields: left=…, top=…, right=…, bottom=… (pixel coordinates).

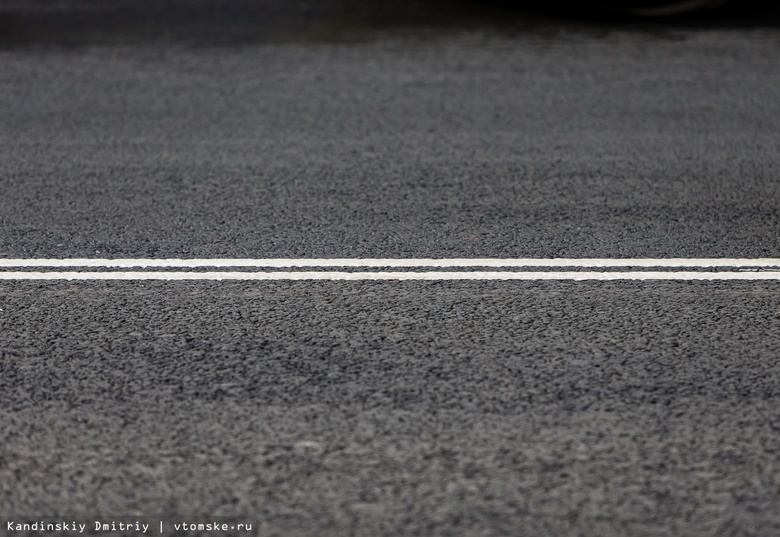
left=1, top=271, right=779, bottom=281
left=0, top=258, right=779, bottom=268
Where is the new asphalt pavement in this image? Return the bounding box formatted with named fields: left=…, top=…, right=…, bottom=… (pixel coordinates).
left=1, top=1, right=779, bottom=535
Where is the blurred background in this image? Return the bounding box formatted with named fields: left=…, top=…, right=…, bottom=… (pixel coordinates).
left=2, top=0, right=780, bottom=47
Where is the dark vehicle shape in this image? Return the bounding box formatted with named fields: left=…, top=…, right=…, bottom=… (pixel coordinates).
left=588, top=0, right=729, bottom=16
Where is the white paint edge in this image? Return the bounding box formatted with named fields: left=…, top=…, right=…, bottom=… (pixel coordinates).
left=1, top=271, right=779, bottom=280
left=0, top=258, right=779, bottom=268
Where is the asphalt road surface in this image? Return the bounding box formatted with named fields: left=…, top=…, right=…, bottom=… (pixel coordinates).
left=1, top=1, right=779, bottom=536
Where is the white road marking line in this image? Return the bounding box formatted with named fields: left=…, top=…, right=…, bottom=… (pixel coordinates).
left=1, top=271, right=779, bottom=280
left=0, top=258, right=779, bottom=268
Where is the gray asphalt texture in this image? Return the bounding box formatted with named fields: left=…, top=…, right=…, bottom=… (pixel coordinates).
left=1, top=1, right=780, bottom=536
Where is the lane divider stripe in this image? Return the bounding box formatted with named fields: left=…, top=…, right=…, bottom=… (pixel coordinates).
left=1, top=271, right=779, bottom=280
left=0, top=258, right=779, bottom=268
